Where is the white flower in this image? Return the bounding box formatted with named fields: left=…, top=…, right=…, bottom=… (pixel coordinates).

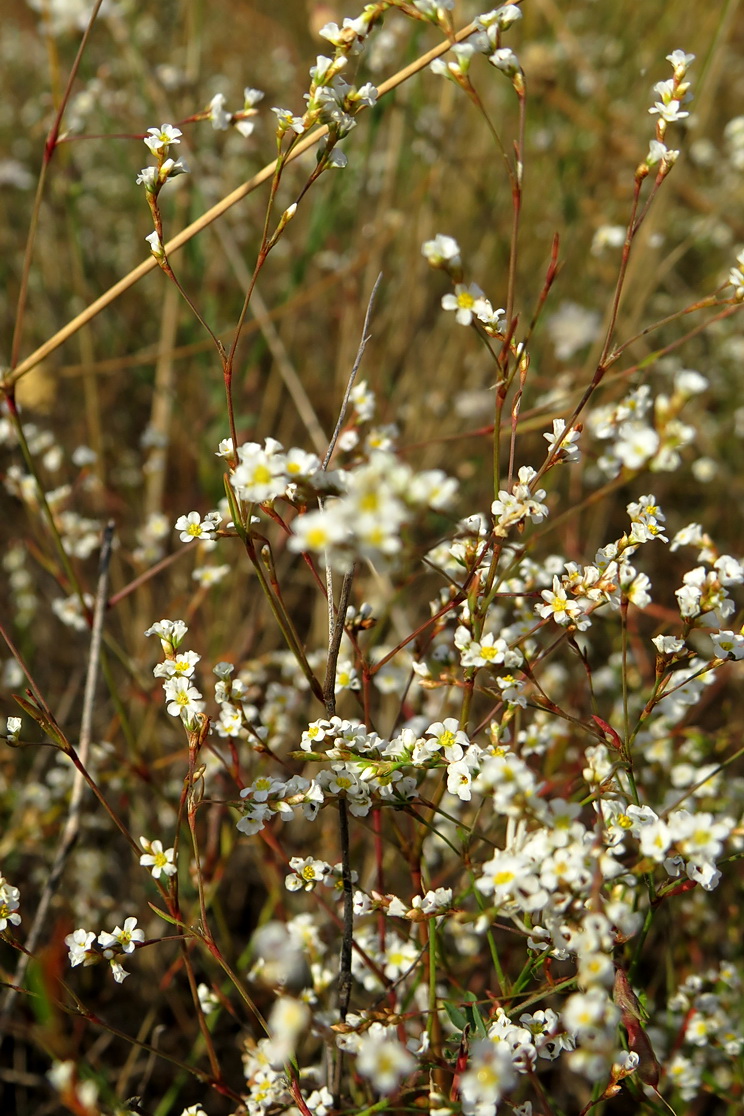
left=458, top=631, right=516, bottom=668
left=666, top=50, right=695, bottom=78
left=145, top=618, right=188, bottom=654
left=289, top=506, right=350, bottom=554
left=335, top=659, right=360, bottom=692
left=306, top=1086, right=334, bottom=1116
left=109, top=957, right=130, bottom=983
left=266, top=997, right=311, bottom=1064
left=285, top=856, right=331, bottom=891
left=65, top=928, right=96, bottom=967
left=459, top=1039, right=516, bottom=1115
left=476, top=851, right=528, bottom=900
left=562, top=988, right=619, bottom=1038
left=670, top=808, right=733, bottom=864
left=272, top=106, right=305, bottom=135
left=144, top=124, right=183, bottom=154
left=232, top=441, right=287, bottom=503
left=544, top=418, right=581, bottom=463
left=446, top=760, right=473, bottom=800
left=476, top=5, right=522, bottom=32
left=710, top=630, right=744, bottom=660
left=98, top=916, right=144, bottom=956
left=652, top=634, right=685, bottom=654
left=614, top=423, right=660, bottom=470
left=5, top=716, right=21, bottom=742
left=163, top=676, right=205, bottom=720
left=139, top=837, right=178, bottom=879
left=414, top=887, right=452, bottom=914
left=197, top=983, right=219, bottom=1015
left=422, top=234, right=462, bottom=268
left=52, top=592, right=93, bottom=631
left=639, top=818, right=672, bottom=862
left=646, top=139, right=678, bottom=166
left=209, top=92, right=231, bottom=130
left=649, top=80, right=690, bottom=124
left=536, top=576, right=587, bottom=627
left=243, top=87, right=265, bottom=109
left=714, top=554, right=744, bottom=585
left=591, top=225, right=625, bottom=254
left=408, top=469, right=458, bottom=510
left=145, top=231, right=164, bottom=259
left=355, top=1025, right=416, bottom=1094
left=236, top=802, right=272, bottom=836
left=489, top=47, right=520, bottom=75
left=0, top=875, right=21, bottom=930
left=174, top=510, right=222, bottom=542
left=136, top=165, right=159, bottom=190
left=729, top=248, right=744, bottom=300
left=192, top=563, right=230, bottom=587
left=674, top=369, right=708, bottom=397
left=441, top=283, right=489, bottom=326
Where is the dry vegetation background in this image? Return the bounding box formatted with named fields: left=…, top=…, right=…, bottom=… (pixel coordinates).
left=1, top=1, right=744, bottom=1114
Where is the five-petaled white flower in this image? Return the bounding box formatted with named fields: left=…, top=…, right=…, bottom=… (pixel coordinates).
left=139, top=837, right=178, bottom=879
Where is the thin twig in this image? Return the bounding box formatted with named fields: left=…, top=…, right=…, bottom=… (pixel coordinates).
left=9, top=0, right=106, bottom=370
left=336, top=798, right=354, bottom=1024
left=0, top=522, right=115, bottom=1042
left=322, top=272, right=383, bottom=471
left=320, top=275, right=384, bottom=1103
left=323, top=571, right=356, bottom=715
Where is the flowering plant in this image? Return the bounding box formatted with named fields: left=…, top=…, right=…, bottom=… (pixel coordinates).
left=1, top=4, right=744, bottom=1116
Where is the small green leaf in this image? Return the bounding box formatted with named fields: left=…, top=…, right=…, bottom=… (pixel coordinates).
left=442, top=1000, right=468, bottom=1031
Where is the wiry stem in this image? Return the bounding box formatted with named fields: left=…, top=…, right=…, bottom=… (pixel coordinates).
left=0, top=522, right=114, bottom=1045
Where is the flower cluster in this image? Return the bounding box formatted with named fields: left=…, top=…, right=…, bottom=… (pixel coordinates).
left=491, top=464, right=549, bottom=537
left=187, top=400, right=458, bottom=571
left=208, top=86, right=264, bottom=136
left=145, top=618, right=205, bottom=730
left=136, top=123, right=188, bottom=198
left=230, top=437, right=322, bottom=504
left=175, top=509, right=222, bottom=543
left=304, top=54, right=378, bottom=141
left=467, top=5, right=524, bottom=83
left=588, top=373, right=708, bottom=477
left=64, top=917, right=144, bottom=983
left=288, top=448, right=457, bottom=567
left=649, top=50, right=695, bottom=135
left=422, top=235, right=506, bottom=334
left=664, top=964, right=744, bottom=1099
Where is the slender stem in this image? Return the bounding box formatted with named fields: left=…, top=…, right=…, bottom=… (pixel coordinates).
left=324, top=569, right=356, bottom=709
left=155, top=249, right=225, bottom=358
left=322, top=273, right=383, bottom=470
left=322, top=273, right=384, bottom=1102
left=505, top=75, right=526, bottom=327
left=9, top=0, right=106, bottom=369
left=595, top=175, right=644, bottom=370
left=0, top=617, right=58, bottom=725
left=244, top=535, right=325, bottom=704
left=336, top=799, right=354, bottom=1024
left=0, top=523, right=114, bottom=1041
